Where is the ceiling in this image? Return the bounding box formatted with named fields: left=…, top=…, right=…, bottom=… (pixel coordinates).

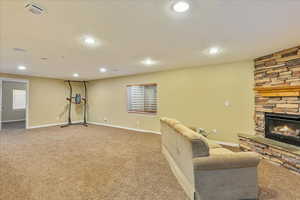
left=1, top=0, right=300, bottom=80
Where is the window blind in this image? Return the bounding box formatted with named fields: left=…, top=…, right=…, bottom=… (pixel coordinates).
left=13, top=89, right=26, bottom=110
left=127, top=84, right=157, bottom=114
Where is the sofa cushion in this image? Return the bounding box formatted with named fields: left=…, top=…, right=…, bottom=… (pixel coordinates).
left=206, top=140, right=222, bottom=149
left=179, top=125, right=221, bottom=149
left=193, top=152, right=260, bottom=170
left=161, top=118, right=212, bottom=157
left=173, top=123, right=210, bottom=157
left=160, top=117, right=180, bottom=128
left=174, top=124, right=203, bottom=140
left=210, top=148, right=234, bottom=155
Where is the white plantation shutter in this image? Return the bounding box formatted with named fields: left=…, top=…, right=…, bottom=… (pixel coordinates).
left=144, top=85, right=157, bottom=112
left=127, top=84, right=157, bottom=114
left=13, top=89, right=26, bottom=110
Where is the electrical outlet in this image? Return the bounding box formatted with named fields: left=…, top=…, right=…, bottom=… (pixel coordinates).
left=104, top=117, right=108, bottom=123
left=136, top=120, right=140, bottom=128
left=211, top=129, right=217, bottom=134
left=197, top=128, right=206, bottom=133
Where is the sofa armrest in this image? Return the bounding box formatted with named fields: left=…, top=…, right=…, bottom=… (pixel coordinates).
left=193, top=152, right=260, bottom=170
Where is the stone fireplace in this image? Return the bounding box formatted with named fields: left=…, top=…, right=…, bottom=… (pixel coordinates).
left=239, top=45, right=300, bottom=173
left=254, top=45, right=300, bottom=140
left=265, top=112, right=300, bottom=147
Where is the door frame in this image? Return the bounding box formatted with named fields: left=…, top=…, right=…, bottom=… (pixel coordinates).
left=0, top=77, right=30, bottom=130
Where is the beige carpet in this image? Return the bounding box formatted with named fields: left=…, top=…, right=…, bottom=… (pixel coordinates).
left=0, top=125, right=299, bottom=200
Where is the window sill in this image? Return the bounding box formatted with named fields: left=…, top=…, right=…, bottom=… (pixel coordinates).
left=13, top=108, right=26, bottom=111
left=128, top=111, right=157, bottom=116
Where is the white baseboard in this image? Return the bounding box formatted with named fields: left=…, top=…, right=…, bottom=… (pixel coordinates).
left=87, top=121, right=161, bottom=135
left=86, top=122, right=239, bottom=146
left=28, top=121, right=83, bottom=129
left=162, top=146, right=194, bottom=200
left=27, top=121, right=160, bottom=134
left=26, top=120, right=239, bottom=148
left=2, top=119, right=25, bottom=123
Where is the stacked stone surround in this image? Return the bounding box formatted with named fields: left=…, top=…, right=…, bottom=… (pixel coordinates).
left=250, top=45, right=300, bottom=173
left=239, top=134, right=300, bottom=173
left=254, top=45, right=300, bottom=136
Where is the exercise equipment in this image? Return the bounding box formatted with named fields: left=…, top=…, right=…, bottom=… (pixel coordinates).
left=61, top=80, right=88, bottom=128
left=74, top=94, right=81, bottom=104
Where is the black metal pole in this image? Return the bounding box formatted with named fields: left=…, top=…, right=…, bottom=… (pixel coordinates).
left=62, top=80, right=88, bottom=128
left=83, top=81, right=87, bottom=125
left=61, top=80, right=72, bottom=128
left=68, top=80, right=72, bottom=124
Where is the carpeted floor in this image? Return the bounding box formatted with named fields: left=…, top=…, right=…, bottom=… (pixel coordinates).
left=1, top=121, right=26, bottom=130
left=0, top=125, right=299, bottom=200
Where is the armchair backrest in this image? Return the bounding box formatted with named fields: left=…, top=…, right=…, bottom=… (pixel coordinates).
left=160, top=117, right=210, bottom=191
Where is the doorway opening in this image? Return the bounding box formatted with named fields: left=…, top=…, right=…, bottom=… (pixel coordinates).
left=0, top=78, right=29, bottom=131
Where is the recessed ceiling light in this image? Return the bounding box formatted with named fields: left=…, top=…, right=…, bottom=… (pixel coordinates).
left=18, top=65, right=26, bottom=70
left=84, top=37, right=95, bottom=45
left=141, top=58, right=158, bottom=66
left=172, top=1, right=190, bottom=13
left=209, top=47, right=221, bottom=55
left=99, top=68, right=107, bottom=73
left=73, top=73, right=79, bottom=77
left=80, top=35, right=101, bottom=47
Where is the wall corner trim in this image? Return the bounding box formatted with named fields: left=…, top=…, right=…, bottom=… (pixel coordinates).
left=2, top=119, right=25, bottom=123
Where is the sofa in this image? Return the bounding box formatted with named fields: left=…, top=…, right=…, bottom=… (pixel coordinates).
left=160, top=117, right=260, bottom=200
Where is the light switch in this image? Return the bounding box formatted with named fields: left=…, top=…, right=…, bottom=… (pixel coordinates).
left=224, top=100, right=230, bottom=107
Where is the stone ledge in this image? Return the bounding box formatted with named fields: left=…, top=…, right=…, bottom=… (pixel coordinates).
left=238, top=133, right=300, bottom=156
left=238, top=133, right=300, bottom=174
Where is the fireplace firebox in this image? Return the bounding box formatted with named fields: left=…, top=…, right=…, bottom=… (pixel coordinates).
left=265, top=113, right=300, bottom=147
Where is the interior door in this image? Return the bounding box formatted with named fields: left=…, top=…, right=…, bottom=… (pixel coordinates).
left=0, top=80, right=2, bottom=131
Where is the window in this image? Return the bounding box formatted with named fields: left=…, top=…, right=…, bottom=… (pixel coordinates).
left=127, top=83, right=157, bottom=114
left=13, top=89, right=26, bottom=110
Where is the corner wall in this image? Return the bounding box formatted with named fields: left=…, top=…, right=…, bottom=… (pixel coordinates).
left=0, top=73, right=84, bottom=128
left=88, top=61, right=254, bottom=143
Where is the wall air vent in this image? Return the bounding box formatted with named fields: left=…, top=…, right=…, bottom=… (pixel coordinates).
left=25, top=3, right=44, bottom=15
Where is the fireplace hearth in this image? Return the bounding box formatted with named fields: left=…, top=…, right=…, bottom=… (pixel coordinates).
left=265, top=113, right=300, bottom=147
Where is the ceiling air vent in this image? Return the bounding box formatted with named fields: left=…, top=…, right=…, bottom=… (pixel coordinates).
left=13, top=48, right=27, bottom=52
left=25, top=3, right=44, bottom=15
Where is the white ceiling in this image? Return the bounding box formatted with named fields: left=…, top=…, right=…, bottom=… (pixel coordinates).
left=1, top=0, right=300, bottom=80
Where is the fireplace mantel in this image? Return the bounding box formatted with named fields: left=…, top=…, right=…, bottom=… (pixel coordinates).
left=254, top=85, right=300, bottom=97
